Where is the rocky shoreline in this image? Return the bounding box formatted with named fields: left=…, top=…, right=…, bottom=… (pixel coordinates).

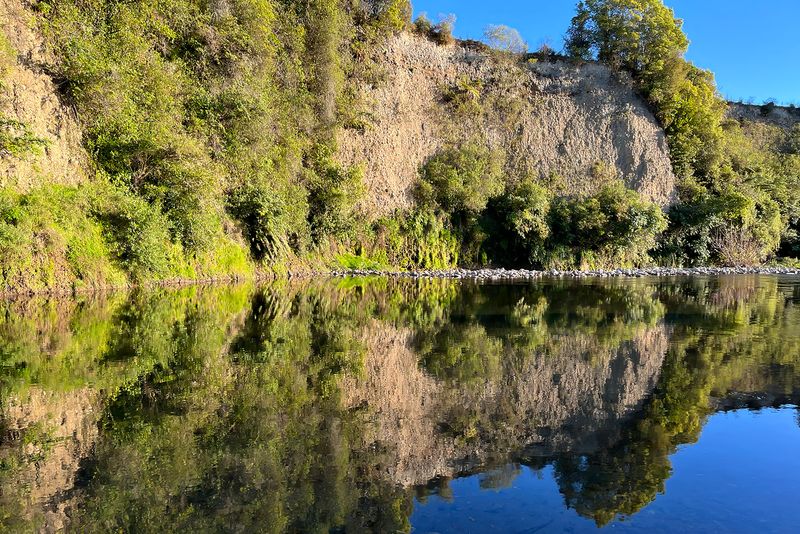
left=331, top=266, right=800, bottom=280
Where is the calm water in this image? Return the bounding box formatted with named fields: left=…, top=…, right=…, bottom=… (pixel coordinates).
left=1, top=275, right=799, bottom=533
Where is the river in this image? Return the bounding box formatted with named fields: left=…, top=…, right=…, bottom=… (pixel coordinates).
left=2, top=275, right=799, bottom=532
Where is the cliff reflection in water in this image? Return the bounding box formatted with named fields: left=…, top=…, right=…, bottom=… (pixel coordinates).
left=1, top=275, right=800, bottom=532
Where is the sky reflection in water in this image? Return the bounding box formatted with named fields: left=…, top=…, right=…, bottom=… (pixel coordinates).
left=1, top=275, right=799, bottom=532
left=411, top=407, right=800, bottom=533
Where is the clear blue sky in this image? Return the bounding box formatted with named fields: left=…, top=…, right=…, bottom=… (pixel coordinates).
left=412, top=1, right=800, bottom=104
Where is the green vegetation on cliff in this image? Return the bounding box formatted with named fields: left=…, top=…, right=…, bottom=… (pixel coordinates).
left=1, top=0, right=415, bottom=292
left=0, top=0, right=797, bottom=292
left=566, top=0, right=800, bottom=266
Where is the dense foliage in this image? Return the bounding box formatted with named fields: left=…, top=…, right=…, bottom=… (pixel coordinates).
left=566, top=0, right=800, bottom=266
left=415, top=144, right=666, bottom=269
left=0, top=0, right=419, bottom=290
left=0, top=0, right=798, bottom=293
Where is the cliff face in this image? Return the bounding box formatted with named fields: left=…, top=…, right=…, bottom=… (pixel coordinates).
left=728, top=102, right=800, bottom=130
left=0, top=6, right=677, bottom=217
left=0, top=0, right=88, bottom=190
left=337, top=33, right=677, bottom=216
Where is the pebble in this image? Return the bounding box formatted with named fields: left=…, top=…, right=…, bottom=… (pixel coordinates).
left=329, top=266, right=800, bottom=280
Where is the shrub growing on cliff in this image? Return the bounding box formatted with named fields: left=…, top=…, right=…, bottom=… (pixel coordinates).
left=40, top=0, right=267, bottom=253
left=365, top=0, right=412, bottom=34
left=89, top=183, right=177, bottom=279
left=418, top=143, right=505, bottom=218
left=486, top=178, right=552, bottom=266
left=413, top=14, right=456, bottom=45
left=0, top=185, right=129, bottom=291
left=228, top=179, right=308, bottom=261
left=372, top=209, right=460, bottom=269
left=305, top=144, right=366, bottom=242
left=0, top=118, right=48, bottom=159
left=547, top=181, right=667, bottom=268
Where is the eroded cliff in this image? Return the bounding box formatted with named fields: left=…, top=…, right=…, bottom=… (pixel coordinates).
left=728, top=102, right=800, bottom=130
left=337, top=33, right=678, bottom=216
left=0, top=0, right=88, bottom=190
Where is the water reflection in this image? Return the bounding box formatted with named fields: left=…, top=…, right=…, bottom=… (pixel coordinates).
left=1, top=276, right=799, bottom=532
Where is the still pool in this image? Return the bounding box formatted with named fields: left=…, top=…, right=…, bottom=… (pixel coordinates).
left=410, top=407, right=800, bottom=533
left=1, top=275, right=799, bottom=532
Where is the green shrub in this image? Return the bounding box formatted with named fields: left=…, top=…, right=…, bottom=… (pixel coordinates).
left=413, top=14, right=456, bottom=45
left=0, top=118, right=48, bottom=159
left=659, top=66, right=727, bottom=181
left=787, top=125, right=800, bottom=155
left=442, top=77, right=484, bottom=118
left=0, top=185, right=127, bottom=291
left=367, top=0, right=412, bottom=34
left=413, top=15, right=434, bottom=35
left=34, top=0, right=402, bottom=273
left=658, top=181, right=782, bottom=266
left=418, top=143, right=505, bottom=217
left=304, top=0, right=348, bottom=130
left=722, top=119, right=800, bottom=259
left=336, top=252, right=385, bottom=271
left=486, top=178, right=552, bottom=266
left=89, top=183, right=178, bottom=279
left=40, top=0, right=229, bottom=251
left=0, top=181, right=252, bottom=291
left=38, top=0, right=333, bottom=262
left=305, top=144, right=366, bottom=242
left=373, top=210, right=460, bottom=270
left=547, top=181, right=667, bottom=268
left=228, top=177, right=308, bottom=261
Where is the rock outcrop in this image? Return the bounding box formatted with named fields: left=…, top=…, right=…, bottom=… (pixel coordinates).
left=0, top=0, right=88, bottom=190
left=337, top=33, right=678, bottom=216
left=728, top=102, right=800, bottom=130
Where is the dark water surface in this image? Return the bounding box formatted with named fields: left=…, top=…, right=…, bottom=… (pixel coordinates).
left=2, top=275, right=799, bottom=532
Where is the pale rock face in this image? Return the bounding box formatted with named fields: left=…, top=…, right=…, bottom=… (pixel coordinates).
left=727, top=102, right=800, bottom=130
left=0, top=0, right=89, bottom=191
left=337, top=33, right=678, bottom=217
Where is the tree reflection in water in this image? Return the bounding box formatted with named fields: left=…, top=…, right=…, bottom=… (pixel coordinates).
left=0, top=275, right=798, bottom=531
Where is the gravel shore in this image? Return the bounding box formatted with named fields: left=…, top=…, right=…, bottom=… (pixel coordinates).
left=330, top=266, right=800, bottom=280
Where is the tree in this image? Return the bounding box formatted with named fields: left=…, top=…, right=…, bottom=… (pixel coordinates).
left=483, top=24, right=528, bottom=55
left=565, top=1, right=593, bottom=60
left=565, top=0, right=688, bottom=93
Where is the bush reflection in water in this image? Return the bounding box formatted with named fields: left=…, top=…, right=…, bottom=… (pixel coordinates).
left=1, top=275, right=799, bottom=531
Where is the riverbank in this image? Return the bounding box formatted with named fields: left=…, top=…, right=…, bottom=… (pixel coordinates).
left=331, top=266, right=800, bottom=280
left=2, top=265, right=800, bottom=298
